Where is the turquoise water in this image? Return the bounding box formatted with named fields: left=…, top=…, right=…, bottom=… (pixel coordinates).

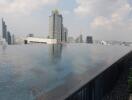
left=0, top=44, right=131, bottom=100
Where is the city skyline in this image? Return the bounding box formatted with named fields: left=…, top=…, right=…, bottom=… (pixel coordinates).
left=0, top=0, right=132, bottom=41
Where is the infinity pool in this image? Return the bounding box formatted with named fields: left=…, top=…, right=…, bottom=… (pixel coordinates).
left=0, top=44, right=131, bottom=100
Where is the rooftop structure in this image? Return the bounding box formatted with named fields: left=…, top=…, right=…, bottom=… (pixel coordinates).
left=25, top=37, right=57, bottom=44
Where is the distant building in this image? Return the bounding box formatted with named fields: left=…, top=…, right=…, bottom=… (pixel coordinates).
left=2, top=18, right=7, bottom=41
left=68, top=37, right=75, bottom=43
left=2, top=18, right=13, bottom=45
left=75, top=34, right=83, bottom=43
left=27, top=34, right=34, bottom=37
left=49, top=9, right=63, bottom=42
left=7, top=31, right=11, bottom=44
left=62, top=27, right=68, bottom=42
left=101, top=40, right=108, bottom=45
left=49, top=9, right=68, bottom=43
left=86, top=36, right=93, bottom=44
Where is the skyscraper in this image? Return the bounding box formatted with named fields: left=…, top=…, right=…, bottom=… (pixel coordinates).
left=2, top=18, right=7, bottom=41
left=86, top=36, right=93, bottom=44
left=2, top=18, right=13, bottom=45
left=49, top=9, right=65, bottom=43
left=62, top=27, right=68, bottom=42
left=7, top=31, right=11, bottom=45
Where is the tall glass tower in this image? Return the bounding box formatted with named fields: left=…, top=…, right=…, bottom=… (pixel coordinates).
left=2, top=18, right=7, bottom=41
left=62, top=27, right=68, bottom=42
left=49, top=9, right=63, bottom=42
left=2, top=18, right=12, bottom=45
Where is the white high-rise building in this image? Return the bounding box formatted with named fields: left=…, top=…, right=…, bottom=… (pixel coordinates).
left=49, top=9, right=63, bottom=42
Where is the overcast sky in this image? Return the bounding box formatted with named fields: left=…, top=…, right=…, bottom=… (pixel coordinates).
left=0, top=0, right=132, bottom=41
